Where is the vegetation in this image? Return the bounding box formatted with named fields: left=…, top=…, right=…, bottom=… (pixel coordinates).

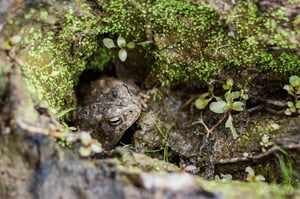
left=98, top=0, right=300, bottom=86
left=193, top=78, right=247, bottom=139
left=283, top=75, right=300, bottom=115
left=9, top=0, right=298, bottom=114
left=11, top=1, right=110, bottom=115
left=103, top=35, right=136, bottom=62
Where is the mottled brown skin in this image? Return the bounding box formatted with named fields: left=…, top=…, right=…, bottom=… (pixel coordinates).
left=77, top=77, right=141, bottom=150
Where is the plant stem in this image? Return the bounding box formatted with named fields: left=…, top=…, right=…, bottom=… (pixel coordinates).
left=208, top=112, right=228, bottom=135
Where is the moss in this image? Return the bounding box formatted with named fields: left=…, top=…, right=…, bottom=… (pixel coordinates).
left=7, top=0, right=299, bottom=113
left=97, top=0, right=299, bottom=86
left=15, top=1, right=110, bottom=114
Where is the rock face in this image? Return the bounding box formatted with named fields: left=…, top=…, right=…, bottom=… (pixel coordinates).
left=0, top=66, right=218, bottom=199
left=1, top=1, right=300, bottom=198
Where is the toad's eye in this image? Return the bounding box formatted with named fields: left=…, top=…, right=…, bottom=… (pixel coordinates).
left=108, top=117, right=122, bottom=126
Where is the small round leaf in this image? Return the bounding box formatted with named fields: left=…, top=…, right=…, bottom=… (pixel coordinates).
left=284, top=109, right=292, bottom=116
left=224, top=91, right=232, bottom=103
left=226, top=78, right=234, bottom=87
left=118, top=48, right=127, bottom=62
left=103, top=38, right=116, bottom=49
left=90, top=143, right=103, bottom=153
left=283, top=85, right=294, bottom=96
left=241, top=93, right=249, bottom=100
left=295, top=101, right=300, bottom=109
left=80, top=132, right=92, bottom=145
left=79, top=146, right=91, bottom=157
left=245, top=166, right=255, bottom=176
left=290, top=107, right=296, bottom=113
left=255, top=175, right=265, bottom=182
left=223, top=78, right=233, bottom=90
left=232, top=101, right=244, bottom=111
left=9, top=35, right=22, bottom=45
left=287, top=101, right=294, bottom=108
left=117, top=35, right=126, bottom=48
left=195, top=97, right=210, bottom=110
left=127, top=41, right=135, bottom=49
left=209, top=101, right=227, bottom=113
left=231, top=91, right=241, bottom=100
left=289, top=75, right=300, bottom=87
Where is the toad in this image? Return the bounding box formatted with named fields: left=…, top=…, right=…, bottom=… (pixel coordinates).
left=76, top=77, right=142, bottom=150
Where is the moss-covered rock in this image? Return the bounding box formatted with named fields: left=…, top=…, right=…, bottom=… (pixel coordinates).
left=2, top=0, right=300, bottom=113
left=97, top=0, right=300, bottom=86
left=2, top=1, right=111, bottom=115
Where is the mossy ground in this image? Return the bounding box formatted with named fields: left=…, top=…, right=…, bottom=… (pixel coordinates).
left=98, top=0, right=300, bottom=85
left=5, top=0, right=299, bottom=114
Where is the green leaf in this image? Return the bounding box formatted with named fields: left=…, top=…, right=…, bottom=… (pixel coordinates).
left=214, top=96, right=222, bottom=101
left=284, top=109, right=292, bottom=116
left=226, top=78, right=234, bottom=87
left=209, top=101, right=227, bottom=113
left=295, top=101, right=300, bottom=109
left=289, top=75, right=300, bottom=87
left=224, top=91, right=232, bottom=103
left=287, top=101, right=294, bottom=108
left=118, top=48, right=127, bottom=62
left=245, top=166, right=255, bottom=176
left=9, top=35, right=22, bottom=44
left=80, top=132, right=92, bottom=145
left=195, top=97, right=210, bottom=110
left=241, top=93, right=249, bottom=100
left=270, top=123, right=280, bottom=130
left=255, top=175, right=265, bottom=182
left=232, top=101, right=244, bottom=111
left=90, top=143, right=102, bottom=153
left=225, top=115, right=238, bottom=139
left=223, top=104, right=231, bottom=112
left=231, top=91, right=241, bottom=100
left=79, top=146, right=91, bottom=157
left=223, top=78, right=233, bottom=90
left=290, top=107, right=296, bottom=113
left=56, top=107, right=76, bottom=118
left=103, top=38, right=116, bottom=48
left=117, top=35, right=126, bottom=48
left=283, top=85, right=294, bottom=96
left=127, top=41, right=135, bottom=49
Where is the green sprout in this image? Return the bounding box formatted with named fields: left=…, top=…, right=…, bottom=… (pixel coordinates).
left=259, top=134, right=273, bottom=152
left=194, top=78, right=247, bottom=139
left=78, top=132, right=103, bottom=157
left=245, top=166, right=265, bottom=182
left=283, top=75, right=300, bottom=115
left=154, top=122, right=169, bottom=162
left=103, top=35, right=135, bottom=62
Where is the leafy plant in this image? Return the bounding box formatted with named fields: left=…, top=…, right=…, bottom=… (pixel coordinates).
left=245, top=166, right=265, bottom=182
left=283, top=75, right=300, bottom=115
left=194, top=78, right=247, bottom=139
left=259, top=134, right=273, bottom=152
left=153, top=122, right=169, bottom=162
left=52, top=131, right=102, bottom=157
left=77, top=132, right=103, bottom=157
left=103, top=35, right=135, bottom=62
